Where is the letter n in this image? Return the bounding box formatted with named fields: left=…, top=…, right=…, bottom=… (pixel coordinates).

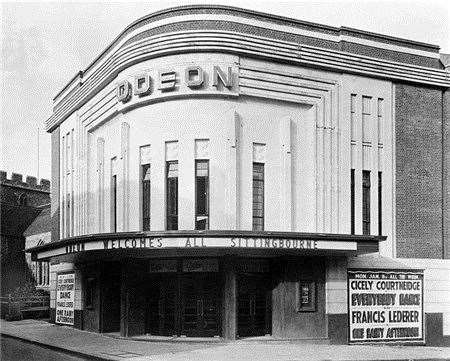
left=213, top=66, right=233, bottom=89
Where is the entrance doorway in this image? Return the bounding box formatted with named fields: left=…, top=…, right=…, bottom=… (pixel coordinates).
left=146, top=272, right=221, bottom=337
left=100, top=263, right=121, bottom=333
left=237, top=274, right=272, bottom=337
left=146, top=275, right=177, bottom=336
left=181, top=274, right=220, bottom=337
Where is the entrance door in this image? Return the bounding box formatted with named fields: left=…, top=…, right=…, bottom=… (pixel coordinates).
left=146, top=275, right=177, bottom=336
left=100, top=266, right=121, bottom=333
left=237, top=274, right=271, bottom=337
left=181, top=274, right=220, bottom=337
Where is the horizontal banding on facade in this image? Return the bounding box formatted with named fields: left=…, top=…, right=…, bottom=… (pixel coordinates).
left=47, top=7, right=449, bottom=133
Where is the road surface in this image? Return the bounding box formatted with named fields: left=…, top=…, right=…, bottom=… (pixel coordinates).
left=1, top=336, right=89, bottom=361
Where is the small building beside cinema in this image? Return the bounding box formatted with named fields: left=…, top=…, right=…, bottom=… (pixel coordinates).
left=28, top=6, right=450, bottom=344
left=1, top=171, right=50, bottom=298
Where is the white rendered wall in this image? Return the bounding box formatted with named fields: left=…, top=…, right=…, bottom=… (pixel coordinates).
left=325, top=256, right=348, bottom=314
left=88, top=97, right=312, bottom=232
left=57, top=53, right=395, bottom=244
left=399, top=258, right=450, bottom=336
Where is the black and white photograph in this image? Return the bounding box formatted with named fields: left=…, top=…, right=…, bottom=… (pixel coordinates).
left=1, top=0, right=449, bottom=360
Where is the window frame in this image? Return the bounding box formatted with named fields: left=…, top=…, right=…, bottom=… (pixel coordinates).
left=111, top=174, right=117, bottom=232
left=252, top=162, right=265, bottom=231
left=362, top=170, right=371, bottom=235
left=166, top=161, right=179, bottom=231
left=350, top=169, right=355, bottom=235
left=141, top=163, right=151, bottom=231
left=378, top=171, right=382, bottom=236
left=296, top=280, right=317, bottom=312
left=195, top=159, right=210, bottom=230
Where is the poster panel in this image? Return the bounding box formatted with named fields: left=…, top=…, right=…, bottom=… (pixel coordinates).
left=56, top=272, right=75, bottom=325
left=149, top=259, right=178, bottom=273
left=348, top=269, right=423, bottom=343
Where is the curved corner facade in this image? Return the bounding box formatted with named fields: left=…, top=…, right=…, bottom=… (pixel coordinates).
left=30, top=6, right=450, bottom=344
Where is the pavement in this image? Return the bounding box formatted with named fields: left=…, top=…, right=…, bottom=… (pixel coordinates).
left=1, top=319, right=449, bottom=361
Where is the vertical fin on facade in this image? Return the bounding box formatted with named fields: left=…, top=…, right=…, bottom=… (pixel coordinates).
left=280, top=116, right=292, bottom=231
left=121, top=122, right=130, bottom=230
left=97, top=138, right=105, bottom=232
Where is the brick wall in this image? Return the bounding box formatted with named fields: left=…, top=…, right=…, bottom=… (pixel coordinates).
left=395, top=83, right=444, bottom=258
left=443, top=89, right=450, bottom=259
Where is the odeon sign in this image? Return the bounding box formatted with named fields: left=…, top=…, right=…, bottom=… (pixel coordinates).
left=116, top=65, right=234, bottom=103
left=35, top=236, right=358, bottom=260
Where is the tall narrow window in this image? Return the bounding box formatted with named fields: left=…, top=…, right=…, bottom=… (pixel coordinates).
left=66, top=193, right=71, bottom=237
left=351, top=169, right=355, bottom=235
left=141, top=164, right=151, bottom=231
left=38, top=262, right=42, bottom=285
left=362, top=170, right=371, bottom=235
left=61, top=136, right=65, bottom=238
left=195, top=160, right=209, bottom=230
left=252, top=163, right=264, bottom=231
left=166, top=161, right=178, bottom=230
left=378, top=171, right=382, bottom=236
left=111, top=174, right=117, bottom=232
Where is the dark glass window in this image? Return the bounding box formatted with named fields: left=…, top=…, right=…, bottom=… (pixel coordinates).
left=141, top=164, right=151, bottom=231
left=362, top=170, right=371, bottom=235
left=38, top=262, right=42, bottom=285
left=351, top=169, right=355, bottom=235
left=166, top=161, right=178, bottom=230
left=378, top=171, right=382, bottom=236
left=252, top=163, right=264, bottom=231
left=66, top=193, right=71, bottom=236
left=195, top=160, right=209, bottom=230
left=111, top=175, right=117, bottom=232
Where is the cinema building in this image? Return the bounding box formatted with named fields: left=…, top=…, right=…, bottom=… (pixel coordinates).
left=28, top=6, right=450, bottom=344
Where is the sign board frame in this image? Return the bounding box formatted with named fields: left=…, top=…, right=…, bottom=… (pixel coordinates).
left=55, top=271, right=75, bottom=326
left=347, top=268, right=424, bottom=344
left=36, top=236, right=358, bottom=260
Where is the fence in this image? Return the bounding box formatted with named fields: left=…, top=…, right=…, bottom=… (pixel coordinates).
left=0, top=294, right=50, bottom=320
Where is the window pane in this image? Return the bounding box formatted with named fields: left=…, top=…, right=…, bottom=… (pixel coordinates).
left=362, top=170, right=371, bottom=235
left=378, top=171, right=382, bottom=236
left=252, top=163, right=264, bottom=231
left=166, top=162, right=178, bottom=230
left=142, top=164, right=151, bottom=231
left=196, top=217, right=208, bottom=230
left=195, top=161, right=209, bottom=229
left=111, top=175, right=117, bottom=232
left=351, top=169, right=355, bottom=235
left=167, top=162, right=178, bottom=177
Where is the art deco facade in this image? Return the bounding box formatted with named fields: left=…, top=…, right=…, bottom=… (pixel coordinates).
left=29, top=6, right=449, bottom=344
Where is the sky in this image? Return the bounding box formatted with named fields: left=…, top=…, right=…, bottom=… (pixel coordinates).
left=1, top=0, right=449, bottom=180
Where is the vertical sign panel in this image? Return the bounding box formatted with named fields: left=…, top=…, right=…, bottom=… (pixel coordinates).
left=56, top=273, right=75, bottom=325
left=348, top=269, right=423, bottom=343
